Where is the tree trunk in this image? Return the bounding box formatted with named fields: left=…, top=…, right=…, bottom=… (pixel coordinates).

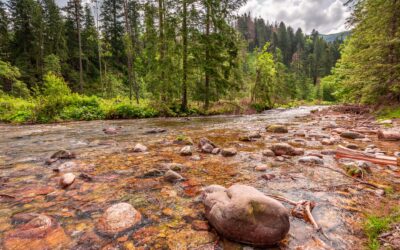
left=75, top=0, right=84, bottom=93
left=123, top=0, right=138, bottom=104
left=181, top=0, right=188, bottom=112
left=94, top=0, right=103, bottom=92
left=204, top=2, right=210, bottom=110
left=158, top=0, right=166, bottom=102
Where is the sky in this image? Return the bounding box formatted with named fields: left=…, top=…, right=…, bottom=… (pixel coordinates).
left=239, top=0, right=351, bottom=34
left=53, top=0, right=351, bottom=35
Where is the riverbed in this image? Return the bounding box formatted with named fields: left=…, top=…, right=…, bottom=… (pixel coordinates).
left=0, top=106, right=399, bottom=249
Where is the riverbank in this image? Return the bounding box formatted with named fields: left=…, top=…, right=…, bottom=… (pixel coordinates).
left=0, top=106, right=399, bottom=249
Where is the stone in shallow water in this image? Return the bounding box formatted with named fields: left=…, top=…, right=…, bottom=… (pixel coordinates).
left=164, top=170, right=184, bottom=183
left=221, top=148, right=237, bottom=157
left=132, top=143, right=148, bottom=152
left=202, top=184, right=290, bottom=247
left=266, top=124, right=288, bottom=133
left=340, top=131, right=365, bottom=139
left=96, top=202, right=142, bottom=236
left=298, top=156, right=324, bottom=165
left=3, top=214, right=70, bottom=250
left=180, top=146, right=193, bottom=156
left=59, top=173, right=75, bottom=188
left=270, top=143, right=296, bottom=156
left=262, top=149, right=275, bottom=157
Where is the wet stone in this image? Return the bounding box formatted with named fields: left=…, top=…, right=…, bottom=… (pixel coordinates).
left=221, top=148, right=237, bottom=157
left=103, top=127, right=120, bottom=134
left=262, top=149, right=275, bottom=157
left=96, top=203, right=142, bottom=236
left=203, top=184, right=290, bottom=246
left=164, top=170, right=184, bottom=183
left=270, top=143, right=296, bottom=156
left=132, top=143, right=148, bottom=152
left=346, top=144, right=359, bottom=150
left=144, top=128, right=167, bottom=134
left=3, top=214, right=71, bottom=250
left=180, top=146, right=193, bottom=156
left=60, top=173, right=75, bottom=188
left=211, top=148, right=221, bottom=155
left=266, top=124, right=288, bottom=133
left=261, top=173, right=276, bottom=181
left=255, top=165, right=269, bottom=171
left=298, top=156, right=324, bottom=165
left=340, top=131, right=365, bottom=139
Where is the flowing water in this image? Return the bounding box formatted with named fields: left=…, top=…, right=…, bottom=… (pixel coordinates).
left=0, top=106, right=399, bottom=249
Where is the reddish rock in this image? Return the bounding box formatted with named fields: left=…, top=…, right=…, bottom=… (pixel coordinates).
left=3, top=214, right=70, bottom=250
left=97, top=203, right=142, bottom=236
left=192, top=220, right=210, bottom=231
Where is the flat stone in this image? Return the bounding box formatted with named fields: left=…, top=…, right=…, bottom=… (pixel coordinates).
left=262, top=149, right=275, bottom=157
left=3, top=214, right=70, bottom=250
left=221, top=148, right=237, bottom=157
left=298, top=156, right=324, bottom=165
left=266, top=124, right=288, bottom=133
left=340, top=131, right=365, bottom=139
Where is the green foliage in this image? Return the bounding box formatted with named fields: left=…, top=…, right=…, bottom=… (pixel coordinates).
left=377, top=106, right=400, bottom=120
left=43, top=54, right=61, bottom=75
left=106, top=102, right=158, bottom=119
left=364, top=207, right=400, bottom=250
left=0, top=95, right=34, bottom=123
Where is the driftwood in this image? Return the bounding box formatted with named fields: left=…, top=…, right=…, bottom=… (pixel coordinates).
left=336, top=145, right=400, bottom=166
left=378, top=130, right=400, bottom=141
left=267, top=195, right=330, bottom=240
left=316, top=165, right=381, bottom=189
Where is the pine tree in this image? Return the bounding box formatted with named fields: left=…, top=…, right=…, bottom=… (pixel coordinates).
left=0, top=1, right=9, bottom=60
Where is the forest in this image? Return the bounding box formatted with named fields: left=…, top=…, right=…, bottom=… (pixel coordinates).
left=0, top=0, right=399, bottom=123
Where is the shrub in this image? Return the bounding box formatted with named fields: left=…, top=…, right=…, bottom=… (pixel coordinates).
left=106, top=102, right=158, bottom=119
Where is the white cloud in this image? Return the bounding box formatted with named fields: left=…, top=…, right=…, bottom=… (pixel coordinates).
left=239, top=0, right=351, bottom=34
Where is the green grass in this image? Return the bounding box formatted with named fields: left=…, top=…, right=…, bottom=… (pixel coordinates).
left=364, top=207, right=400, bottom=250
left=377, top=106, right=400, bottom=120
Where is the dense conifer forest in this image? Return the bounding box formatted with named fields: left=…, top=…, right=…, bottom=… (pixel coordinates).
left=0, top=0, right=399, bottom=123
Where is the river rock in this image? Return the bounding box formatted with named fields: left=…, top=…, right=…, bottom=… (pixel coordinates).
left=221, top=148, right=237, bottom=157
left=340, top=131, right=365, bottom=139
left=164, top=170, right=184, bottom=182
left=202, top=184, right=290, bottom=246
left=298, top=156, right=324, bottom=165
left=3, top=214, right=70, bottom=250
left=212, top=148, right=221, bottom=155
left=180, top=146, right=193, bottom=156
left=145, top=128, right=167, bottom=134
left=97, top=203, right=142, bottom=236
left=261, top=173, right=276, bottom=181
left=133, top=143, right=148, bottom=152
left=255, top=165, right=268, bottom=171
left=103, top=127, right=120, bottom=134
left=199, top=138, right=217, bottom=153
left=346, top=143, right=359, bottom=150
left=321, top=150, right=336, bottom=155
left=262, top=149, right=275, bottom=157
left=239, top=133, right=262, bottom=141
left=270, top=143, right=297, bottom=156
left=266, top=124, right=288, bottom=133
left=59, top=173, right=75, bottom=188
left=53, top=161, right=78, bottom=172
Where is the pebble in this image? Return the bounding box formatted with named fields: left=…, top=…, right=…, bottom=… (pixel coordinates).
left=164, top=170, right=184, bottom=183
left=60, top=173, right=75, bottom=188
left=221, top=148, right=237, bottom=157
left=180, top=146, right=193, bottom=156
left=133, top=143, right=148, bottom=152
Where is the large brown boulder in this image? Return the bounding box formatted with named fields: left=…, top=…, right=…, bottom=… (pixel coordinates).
left=202, top=184, right=290, bottom=246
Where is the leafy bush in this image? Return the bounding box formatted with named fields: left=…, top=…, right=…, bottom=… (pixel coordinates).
left=106, top=102, right=158, bottom=119
left=0, top=95, right=34, bottom=123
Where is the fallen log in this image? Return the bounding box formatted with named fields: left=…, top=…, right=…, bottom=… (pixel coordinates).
left=336, top=145, right=400, bottom=166
left=378, top=130, right=400, bottom=141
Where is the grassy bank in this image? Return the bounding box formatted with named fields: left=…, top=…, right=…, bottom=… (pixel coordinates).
left=364, top=207, right=400, bottom=250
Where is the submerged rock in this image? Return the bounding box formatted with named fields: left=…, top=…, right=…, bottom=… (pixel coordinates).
left=144, top=128, right=167, bottom=134
left=298, top=156, right=324, bottom=165
left=132, top=143, right=148, bottom=152
left=270, top=143, right=297, bottom=156
left=340, top=131, right=365, bottom=139
left=164, top=170, right=184, bottom=183
left=46, top=150, right=76, bottom=164
left=3, top=214, right=70, bottom=250
left=266, top=124, right=288, bottom=133
left=199, top=138, right=217, bottom=153
left=202, top=184, right=290, bottom=246
left=103, top=127, right=121, bottom=134
left=180, top=146, right=193, bottom=156
left=97, top=203, right=142, bottom=236
left=221, top=148, right=237, bottom=157
left=262, top=149, right=275, bottom=157
left=59, top=173, right=75, bottom=188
